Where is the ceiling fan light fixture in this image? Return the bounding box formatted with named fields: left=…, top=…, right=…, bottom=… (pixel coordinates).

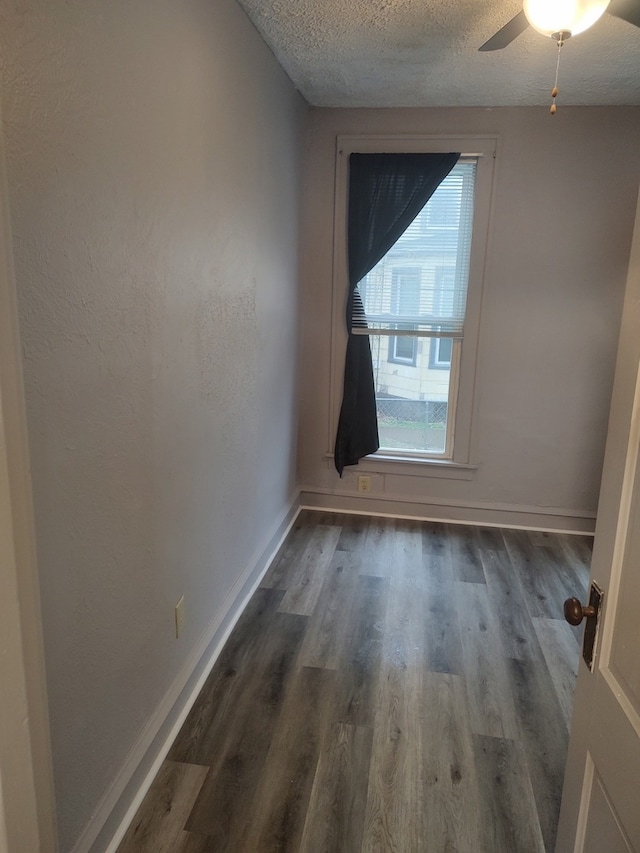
left=523, top=0, right=610, bottom=38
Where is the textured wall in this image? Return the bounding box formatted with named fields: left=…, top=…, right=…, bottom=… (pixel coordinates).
left=0, top=0, right=306, bottom=849
left=298, top=107, right=640, bottom=528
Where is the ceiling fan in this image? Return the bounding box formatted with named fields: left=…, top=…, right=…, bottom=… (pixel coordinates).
left=479, top=0, right=640, bottom=51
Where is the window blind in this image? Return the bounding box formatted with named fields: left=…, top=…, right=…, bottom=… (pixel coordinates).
left=352, top=160, right=476, bottom=338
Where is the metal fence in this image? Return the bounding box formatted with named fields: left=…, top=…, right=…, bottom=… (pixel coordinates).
left=376, top=397, right=448, bottom=428
left=376, top=397, right=448, bottom=453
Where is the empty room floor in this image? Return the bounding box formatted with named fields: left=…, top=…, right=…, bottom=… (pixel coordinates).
left=118, top=510, right=590, bottom=852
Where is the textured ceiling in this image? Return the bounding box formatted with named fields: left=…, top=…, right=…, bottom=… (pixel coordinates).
left=236, top=0, right=640, bottom=107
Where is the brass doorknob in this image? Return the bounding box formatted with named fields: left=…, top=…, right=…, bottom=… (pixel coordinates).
left=564, top=597, right=596, bottom=626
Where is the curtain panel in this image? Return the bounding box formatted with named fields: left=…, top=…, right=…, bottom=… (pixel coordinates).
left=334, top=152, right=460, bottom=476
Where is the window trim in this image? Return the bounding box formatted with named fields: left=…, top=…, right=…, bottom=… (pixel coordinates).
left=329, top=134, right=498, bottom=468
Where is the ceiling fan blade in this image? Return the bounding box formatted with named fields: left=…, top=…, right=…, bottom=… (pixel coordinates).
left=607, top=0, right=640, bottom=28
left=479, top=9, right=530, bottom=51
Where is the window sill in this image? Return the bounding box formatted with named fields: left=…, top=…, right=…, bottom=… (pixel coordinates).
left=325, top=453, right=477, bottom=481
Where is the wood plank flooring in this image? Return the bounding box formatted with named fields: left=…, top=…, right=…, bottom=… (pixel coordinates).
left=117, top=511, right=590, bottom=853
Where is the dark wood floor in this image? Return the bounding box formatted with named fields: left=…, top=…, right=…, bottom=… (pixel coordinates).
left=117, top=511, right=591, bottom=853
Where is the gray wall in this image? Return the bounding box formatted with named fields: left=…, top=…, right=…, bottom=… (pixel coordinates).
left=0, top=0, right=306, bottom=849
left=298, top=107, right=640, bottom=530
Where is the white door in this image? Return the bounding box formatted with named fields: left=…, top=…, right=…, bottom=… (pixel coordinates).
left=556, top=188, right=640, bottom=852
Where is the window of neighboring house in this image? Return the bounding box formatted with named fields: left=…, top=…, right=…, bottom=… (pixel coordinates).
left=428, top=269, right=455, bottom=369
left=357, top=160, right=476, bottom=457
left=330, top=136, right=496, bottom=470
left=389, top=332, right=418, bottom=365
left=388, top=269, right=420, bottom=366
left=429, top=335, right=453, bottom=370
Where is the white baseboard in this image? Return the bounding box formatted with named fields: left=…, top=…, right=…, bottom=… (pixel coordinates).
left=71, top=494, right=301, bottom=853
left=299, top=488, right=596, bottom=534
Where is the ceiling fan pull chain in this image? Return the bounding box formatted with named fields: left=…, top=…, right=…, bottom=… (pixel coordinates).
left=550, top=33, right=566, bottom=115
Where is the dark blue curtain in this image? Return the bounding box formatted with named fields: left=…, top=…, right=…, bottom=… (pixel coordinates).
left=334, top=152, right=460, bottom=476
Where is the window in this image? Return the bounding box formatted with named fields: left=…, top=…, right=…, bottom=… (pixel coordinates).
left=388, top=269, right=420, bottom=365
left=389, top=333, right=418, bottom=365
left=429, top=336, right=452, bottom=369
left=331, top=136, right=496, bottom=471
left=356, top=160, right=477, bottom=457
left=428, top=269, right=455, bottom=369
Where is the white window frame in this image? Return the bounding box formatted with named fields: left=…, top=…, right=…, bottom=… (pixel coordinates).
left=329, top=135, right=497, bottom=472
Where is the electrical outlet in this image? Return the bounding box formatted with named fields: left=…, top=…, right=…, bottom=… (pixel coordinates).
left=175, top=595, right=185, bottom=638
left=358, top=475, right=371, bottom=493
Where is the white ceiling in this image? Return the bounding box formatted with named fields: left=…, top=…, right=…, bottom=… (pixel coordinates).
left=236, top=0, right=640, bottom=107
